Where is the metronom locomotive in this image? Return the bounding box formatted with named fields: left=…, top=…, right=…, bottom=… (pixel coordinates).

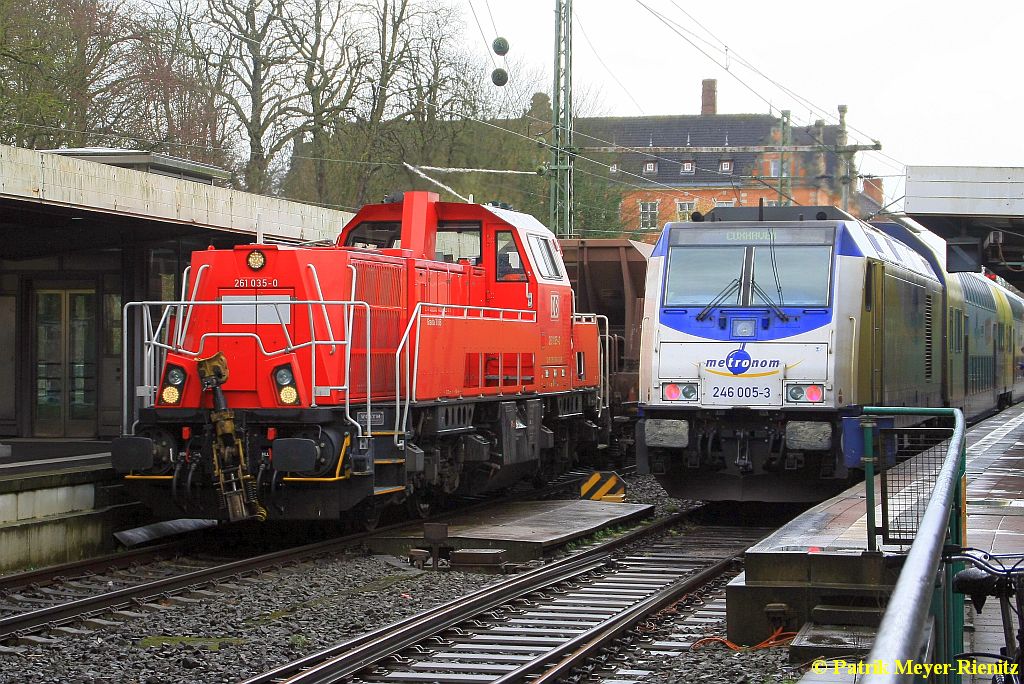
left=112, top=192, right=607, bottom=524
left=637, top=205, right=1024, bottom=502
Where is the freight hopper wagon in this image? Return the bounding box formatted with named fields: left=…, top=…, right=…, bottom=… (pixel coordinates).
left=637, top=206, right=1024, bottom=503
left=112, top=192, right=607, bottom=523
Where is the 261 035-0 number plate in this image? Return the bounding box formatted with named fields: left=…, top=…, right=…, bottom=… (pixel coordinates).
left=701, top=376, right=782, bottom=406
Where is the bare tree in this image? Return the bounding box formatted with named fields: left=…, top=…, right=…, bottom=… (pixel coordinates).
left=198, top=0, right=301, bottom=192
left=124, top=2, right=235, bottom=167
left=281, top=0, right=366, bottom=203
left=0, top=0, right=152, bottom=148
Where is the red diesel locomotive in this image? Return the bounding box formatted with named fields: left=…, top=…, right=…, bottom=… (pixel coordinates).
left=112, top=192, right=607, bottom=524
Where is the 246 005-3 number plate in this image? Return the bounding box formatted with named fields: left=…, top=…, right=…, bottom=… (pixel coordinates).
left=702, top=377, right=782, bottom=406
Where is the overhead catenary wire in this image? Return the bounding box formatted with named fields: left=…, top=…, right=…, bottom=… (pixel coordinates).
left=466, top=0, right=499, bottom=71
left=658, top=0, right=907, bottom=174
left=413, top=164, right=538, bottom=175
left=572, top=9, right=644, bottom=114
left=402, top=162, right=470, bottom=202
left=18, top=0, right=807, bottom=212
left=632, top=0, right=779, bottom=115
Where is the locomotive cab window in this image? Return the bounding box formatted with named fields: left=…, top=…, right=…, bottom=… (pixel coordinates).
left=495, top=230, right=527, bottom=281
left=343, top=221, right=401, bottom=249
left=664, top=246, right=744, bottom=307
left=528, top=235, right=564, bottom=281
left=751, top=245, right=832, bottom=306
left=435, top=222, right=481, bottom=264
left=664, top=225, right=834, bottom=308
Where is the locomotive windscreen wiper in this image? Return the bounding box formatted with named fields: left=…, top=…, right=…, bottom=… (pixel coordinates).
left=695, top=278, right=740, bottom=321
left=751, top=279, right=789, bottom=322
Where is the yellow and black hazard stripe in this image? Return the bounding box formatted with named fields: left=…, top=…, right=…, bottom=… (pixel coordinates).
left=580, top=471, right=626, bottom=502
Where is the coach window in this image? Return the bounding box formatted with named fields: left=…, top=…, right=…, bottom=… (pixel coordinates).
left=435, top=222, right=481, bottom=264
left=495, top=231, right=527, bottom=281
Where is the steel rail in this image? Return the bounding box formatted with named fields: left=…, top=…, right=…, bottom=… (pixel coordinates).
left=517, top=552, right=744, bottom=684
left=0, top=470, right=601, bottom=642
left=0, top=542, right=185, bottom=592
left=243, top=510, right=691, bottom=684
left=0, top=532, right=375, bottom=641
left=252, top=556, right=610, bottom=684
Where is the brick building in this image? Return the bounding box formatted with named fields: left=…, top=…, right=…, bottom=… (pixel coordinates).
left=576, top=80, right=883, bottom=234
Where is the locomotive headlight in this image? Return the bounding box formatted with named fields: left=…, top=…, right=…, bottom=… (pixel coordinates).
left=787, top=384, right=825, bottom=403
left=161, top=385, right=181, bottom=404
left=274, top=366, right=294, bottom=386
left=662, top=382, right=698, bottom=401
left=278, top=386, right=299, bottom=405
left=247, top=249, right=266, bottom=271
left=731, top=318, right=757, bottom=339
left=165, top=366, right=186, bottom=386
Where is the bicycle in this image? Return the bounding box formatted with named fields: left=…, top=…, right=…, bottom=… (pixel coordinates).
left=947, top=548, right=1024, bottom=684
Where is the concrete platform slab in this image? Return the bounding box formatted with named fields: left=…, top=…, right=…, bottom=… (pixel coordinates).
left=732, top=403, right=1024, bottom=656
left=367, top=500, right=654, bottom=561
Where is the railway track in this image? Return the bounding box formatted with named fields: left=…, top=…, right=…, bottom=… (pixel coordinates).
left=0, top=467, right=600, bottom=644
left=242, top=518, right=768, bottom=684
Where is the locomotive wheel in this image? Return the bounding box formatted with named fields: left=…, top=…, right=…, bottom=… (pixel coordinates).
left=354, top=500, right=383, bottom=532
left=405, top=492, right=433, bottom=519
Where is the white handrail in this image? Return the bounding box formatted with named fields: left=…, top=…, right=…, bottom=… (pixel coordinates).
left=177, top=264, right=210, bottom=348
left=123, top=298, right=373, bottom=438
left=572, top=313, right=609, bottom=411
left=174, top=265, right=191, bottom=350
left=393, top=302, right=538, bottom=446
left=306, top=264, right=338, bottom=354
left=345, top=264, right=370, bottom=440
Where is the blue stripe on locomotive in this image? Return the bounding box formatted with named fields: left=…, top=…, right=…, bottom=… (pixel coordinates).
left=653, top=221, right=863, bottom=342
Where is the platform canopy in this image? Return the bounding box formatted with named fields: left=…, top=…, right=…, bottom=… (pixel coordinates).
left=905, top=166, right=1024, bottom=289
left=0, top=145, right=352, bottom=260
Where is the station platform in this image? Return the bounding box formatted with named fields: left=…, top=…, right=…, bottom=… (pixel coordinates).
left=367, top=499, right=654, bottom=561
left=0, top=438, right=112, bottom=464
left=726, top=403, right=1024, bottom=669
left=0, top=446, right=144, bottom=573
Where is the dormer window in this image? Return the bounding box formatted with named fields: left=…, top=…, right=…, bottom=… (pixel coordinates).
left=719, top=160, right=733, bottom=174
left=642, top=161, right=657, bottom=175
left=680, top=160, right=695, bottom=175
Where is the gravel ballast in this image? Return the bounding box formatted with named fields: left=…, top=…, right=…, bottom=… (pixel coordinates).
left=0, top=475, right=769, bottom=683
left=0, top=551, right=496, bottom=683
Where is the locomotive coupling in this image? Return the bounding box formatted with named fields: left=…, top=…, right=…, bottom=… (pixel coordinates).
left=197, top=351, right=268, bottom=522
left=197, top=352, right=230, bottom=390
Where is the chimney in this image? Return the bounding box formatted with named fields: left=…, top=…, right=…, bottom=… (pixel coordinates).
left=862, top=176, right=885, bottom=206
left=701, top=79, right=717, bottom=115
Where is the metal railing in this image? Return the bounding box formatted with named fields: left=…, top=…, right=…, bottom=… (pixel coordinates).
left=860, top=407, right=966, bottom=684
left=393, top=302, right=538, bottom=446
left=123, top=297, right=372, bottom=440
left=574, top=313, right=609, bottom=414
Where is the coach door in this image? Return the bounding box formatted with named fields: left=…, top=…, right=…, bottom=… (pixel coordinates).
left=861, top=260, right=885, bottom=404
left=32, top=289, right=98, bottom=437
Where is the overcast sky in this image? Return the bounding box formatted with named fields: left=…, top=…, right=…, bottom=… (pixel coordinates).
left=461, top=0, right=1024, bottom=210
